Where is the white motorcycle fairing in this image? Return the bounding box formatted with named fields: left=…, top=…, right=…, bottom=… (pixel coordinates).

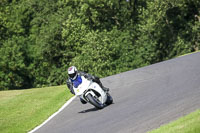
left=73, top=76, right=107, bottom=105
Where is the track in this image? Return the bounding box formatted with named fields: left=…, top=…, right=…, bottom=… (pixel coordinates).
left=34, top=52, right=200, bottom=133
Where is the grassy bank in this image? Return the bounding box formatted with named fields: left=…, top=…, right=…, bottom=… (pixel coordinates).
left=149, top=109, right=200, bottom=133
left=0, top=85, right=73, bottom=133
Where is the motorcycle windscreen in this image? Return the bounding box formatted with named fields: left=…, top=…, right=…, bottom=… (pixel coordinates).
left=72, top=75, right=82, bottom=88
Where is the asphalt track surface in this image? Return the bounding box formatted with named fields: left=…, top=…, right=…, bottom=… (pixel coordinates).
left=35, top=52, right=200, bottom=133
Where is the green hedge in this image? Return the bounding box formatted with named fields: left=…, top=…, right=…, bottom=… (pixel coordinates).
left=0, top=0, right=199, bottom=90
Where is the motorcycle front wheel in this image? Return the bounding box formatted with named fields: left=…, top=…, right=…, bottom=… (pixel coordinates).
left=86, top=94, right=104, bottom=109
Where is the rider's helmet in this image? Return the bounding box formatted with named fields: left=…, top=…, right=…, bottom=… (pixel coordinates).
left=68, top=66, right=78, bottom=80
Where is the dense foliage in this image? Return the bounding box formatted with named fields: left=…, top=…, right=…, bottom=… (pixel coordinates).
left=0, top=0, right=199, bottom=90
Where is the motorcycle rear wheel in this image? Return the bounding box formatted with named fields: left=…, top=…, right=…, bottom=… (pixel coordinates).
left=105, top=93, right=113, bottom=105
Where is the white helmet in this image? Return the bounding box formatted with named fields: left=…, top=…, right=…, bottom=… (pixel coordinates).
left=68, top=66, right=78, bottom=80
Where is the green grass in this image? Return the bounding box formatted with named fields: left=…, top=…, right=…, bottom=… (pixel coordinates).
left=148, top=110, right=200, bottom=133
left=0, top=85, right=73, bottom=133
left=178, top=50, right=200, bottom=57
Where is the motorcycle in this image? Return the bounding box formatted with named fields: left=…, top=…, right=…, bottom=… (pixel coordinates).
left=72, top=75, right=113, bottom=109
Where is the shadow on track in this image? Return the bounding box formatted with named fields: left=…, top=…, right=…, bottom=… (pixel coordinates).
left=78, top=103, right=114, bottom=113
left=78, top=107, right=99, bottom=113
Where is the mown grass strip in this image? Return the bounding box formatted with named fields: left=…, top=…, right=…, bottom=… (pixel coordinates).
left=178, top=50, right=200, bottom=57
left=148, top=109, right=200, bottom=133
left=0, top=85, right=73, bottom=133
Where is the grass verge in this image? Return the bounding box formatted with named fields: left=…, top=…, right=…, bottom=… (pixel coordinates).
left=148, top=109, right=200, bottom=133
left=0, top=85, right=73, bottom=133
left=178, top=50, right=200, bottom=57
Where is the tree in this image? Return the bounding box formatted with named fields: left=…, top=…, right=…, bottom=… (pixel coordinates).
left=0, top=36, right=31, bottom=90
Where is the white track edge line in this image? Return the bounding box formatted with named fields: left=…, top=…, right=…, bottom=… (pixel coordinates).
left=28, top=96, right=77, bottom=133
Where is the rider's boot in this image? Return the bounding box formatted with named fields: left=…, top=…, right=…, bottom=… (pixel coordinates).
left=98, top=82, right=109, bottom=92
left=93, top=77, right=109, bottom=92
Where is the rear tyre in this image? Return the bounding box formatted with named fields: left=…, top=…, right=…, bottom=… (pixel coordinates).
left=86, top=94, right=104, bottom=109
left=105, top=93, right=113, bottom=105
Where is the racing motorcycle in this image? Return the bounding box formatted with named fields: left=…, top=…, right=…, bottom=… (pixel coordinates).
left=72, top=75, right=113, bottom=109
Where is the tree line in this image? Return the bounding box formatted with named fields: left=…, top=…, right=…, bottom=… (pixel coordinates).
left=0, top=0, right=199, bottom=90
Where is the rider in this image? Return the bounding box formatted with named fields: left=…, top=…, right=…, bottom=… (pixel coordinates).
left=66, top=66, right=109, bottom=104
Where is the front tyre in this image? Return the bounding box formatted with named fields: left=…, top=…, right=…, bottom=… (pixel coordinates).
left=86, top=94, right=104, bottom=109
